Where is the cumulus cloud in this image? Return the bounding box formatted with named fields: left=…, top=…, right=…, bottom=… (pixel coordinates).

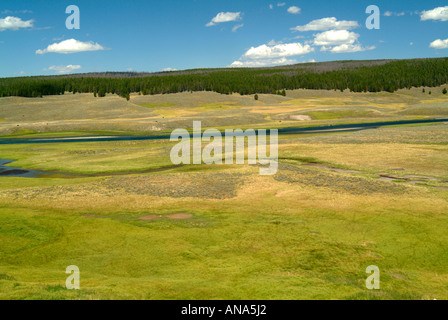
left=287, top=6, right=301, bottom=14
left=321, top=44, right=375, bottom=53
left=232, top=24, right=244, bottom=32
left=45, top=65, right=82, bottom=74
left=206, top=12, right=241, bottom=27
left=291, top=17, right=359, bottom=31
left=36, top=39, right=105, bottom=54
left=313, top=30, right=375, bottom=54
left=313, top=30, right=359, bottom=46
left=430, top=38, right=448, bottom=49
left=230, top=58, right=315, bottom=68
left=230, top=41, right=314, bottom=68
left=230, top=57, right=298, bottom=68
left=242, top=42, right=314, bottom=60
left=421, top=6, right=448, bottom=21
left=0, top=16, right=33, bottom=31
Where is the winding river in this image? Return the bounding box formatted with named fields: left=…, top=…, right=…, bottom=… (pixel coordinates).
left=0, top=118, right=446, bottom=145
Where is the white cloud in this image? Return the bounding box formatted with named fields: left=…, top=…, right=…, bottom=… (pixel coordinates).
left=232, top=24, right=244, bottom=32
left=277, top=3, right=286, bottom=7
left=321, top=44, right=375, bottom=53
left=313, top=29, right=375, bottom=54
left=206, top=12, right=241, bottom=27
left=242, top=42, right=314, bottom=60
left=45, top=65, right=82, bottom=74
left=0, top=16, right=33, bottom=31
left=36, top=39, right=105, bottom=54
left=291, top=17, right=359, bottom=32
left=230, top=57, right=298, bottom=68
left=287, top=6, right=301, bottom=14
left=160, top=67, right=178, bottom=72
left=229, top=57, right=317, bottom=68
left=421, top=6, right=448, bottom=21
left=430, top=38, right=448, bottom=49
left=269, top=4, right=274, bottom=9
left=230, top=41, right=314, bottom=68
left=313, top=30, right=359, bottom=46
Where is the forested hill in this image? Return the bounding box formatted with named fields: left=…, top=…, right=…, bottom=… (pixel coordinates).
left=1, top=58, right=447, bottom=100
left=43, top=59, right=395, bottom=78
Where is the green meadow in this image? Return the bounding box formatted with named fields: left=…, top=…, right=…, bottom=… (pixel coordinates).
left=0, top=88, right=448, bottom=299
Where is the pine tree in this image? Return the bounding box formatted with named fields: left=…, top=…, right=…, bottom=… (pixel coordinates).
left=98, top=87, right=106, bottom=97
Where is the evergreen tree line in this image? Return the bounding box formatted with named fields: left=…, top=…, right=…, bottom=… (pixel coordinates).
left=1, top=58, right=447, bottom=100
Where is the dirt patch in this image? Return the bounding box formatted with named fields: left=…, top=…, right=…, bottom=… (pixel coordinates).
left=138, top=215, right=160, bottom=220
left=166, top=213, right=193, bottom=220
left=290, top=115, right=312, bottom=121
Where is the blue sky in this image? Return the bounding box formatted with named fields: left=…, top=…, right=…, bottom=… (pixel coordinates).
left=0, top=0, right=447, bottom=77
